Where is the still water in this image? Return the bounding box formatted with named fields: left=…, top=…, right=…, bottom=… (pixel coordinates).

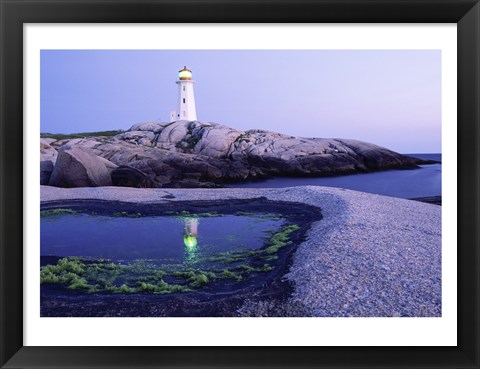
left=228, top=153, right=441, bottom=199
left=41, top=213, right=284, bottom=264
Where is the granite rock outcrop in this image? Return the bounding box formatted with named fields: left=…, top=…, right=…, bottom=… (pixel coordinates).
left=42, top=120, right=433, bottom=188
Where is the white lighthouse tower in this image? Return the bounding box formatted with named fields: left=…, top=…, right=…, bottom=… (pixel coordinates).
left=169, top=66, right=197, bottom=122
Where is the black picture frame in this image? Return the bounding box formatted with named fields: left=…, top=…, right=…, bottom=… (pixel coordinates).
left=1, top=0, right=479, bottom=368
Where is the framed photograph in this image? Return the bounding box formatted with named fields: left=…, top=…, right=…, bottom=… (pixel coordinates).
left=1, top=0, right=479, bottom=368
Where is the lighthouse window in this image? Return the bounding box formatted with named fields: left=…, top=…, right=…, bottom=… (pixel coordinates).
left=183, top=98, right=185, bottom=103
left=183, top=86, right=185, bottom=91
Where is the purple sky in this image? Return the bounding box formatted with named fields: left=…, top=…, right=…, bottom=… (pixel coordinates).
left=41, top=50, right=441, bottom=153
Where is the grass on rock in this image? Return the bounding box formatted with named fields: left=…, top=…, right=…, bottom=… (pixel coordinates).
left=41, top=130, right=123, bottom=140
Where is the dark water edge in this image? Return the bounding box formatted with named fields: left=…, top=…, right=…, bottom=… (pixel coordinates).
left=227, top=153, right=441, bottom=200
left=406, top=153, right=442, bottom=162
left=410, top=196, right=442, bottom=206
left=41, top=198, right=322, bottom=317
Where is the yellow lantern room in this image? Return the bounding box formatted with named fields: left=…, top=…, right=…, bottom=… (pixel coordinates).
left=178, top=66, right=192, bottom=80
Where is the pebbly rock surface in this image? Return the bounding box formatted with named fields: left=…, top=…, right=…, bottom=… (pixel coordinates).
left=42, top=120, right=434, bottom=188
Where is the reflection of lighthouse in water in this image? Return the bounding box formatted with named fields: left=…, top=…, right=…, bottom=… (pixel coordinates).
left=183, top=217, right=199, bottom=251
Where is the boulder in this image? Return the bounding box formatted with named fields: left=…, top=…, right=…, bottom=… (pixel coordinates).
left=48, top=146, right=115, bottom=188
left=40, top=160, right=54, bottom=185
left=158, top=121, right=190, bottom=145
left=122, top=131, right=155, bottom=141
left=194, top=124, right=242, bottom=158
left=129, top=122, right=165, bottom=132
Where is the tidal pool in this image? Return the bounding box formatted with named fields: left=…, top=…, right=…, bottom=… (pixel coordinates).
left=40, top=205, right=304, bottom=296
left=40, top=199, right=322, bottom=316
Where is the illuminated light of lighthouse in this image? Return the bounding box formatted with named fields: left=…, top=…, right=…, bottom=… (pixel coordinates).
left=179, top=68, right=192, bottom=80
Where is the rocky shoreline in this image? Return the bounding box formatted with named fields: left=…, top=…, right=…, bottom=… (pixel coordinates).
left=41, top=121, right=436, bottom=189
left=40, top=185, right=442, bottom=317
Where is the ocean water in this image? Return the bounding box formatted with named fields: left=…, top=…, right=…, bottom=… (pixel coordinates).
left=228, top=153, right=441, bottom=199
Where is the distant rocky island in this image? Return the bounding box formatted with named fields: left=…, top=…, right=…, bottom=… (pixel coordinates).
left=40, top=120, right=436, bottom=189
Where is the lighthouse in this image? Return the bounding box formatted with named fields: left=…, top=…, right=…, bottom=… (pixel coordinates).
left=169, top=66, right=197, bottom=122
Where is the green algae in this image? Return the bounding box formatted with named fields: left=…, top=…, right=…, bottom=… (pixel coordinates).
left=234, top=264, right=273, bottom=273
left=40, top=258, right=96, bottom=291
left=234, top=211, right=284, bottom=220
left=42, top=209, right=226, bottom=220
left=219, top=269, right=243, bottom=281
left=173, top=270, right=218, bottom=286
left=264, top=224, right=300, bottom=254
left=111, top=211, right=143, bottom=218
left=202, top=223, right=300, bottom=263
left=40, top=223, right=301, bottom=294
left=41, top=209, right=78, bottom=217
left=106, top=284, right=136, bottom=293
left=234, top=264, right=256, bottom=273
left=138, top=281, right=191, bottom=294
left=165, top=210, right=223, bottom=218
left=67, top=277, right=91, bottom=290
left=41, top=258, right=193, bottom=295
left=204, top=249, right=258, bottom=264
left=263, top=255, right=279, bottom=261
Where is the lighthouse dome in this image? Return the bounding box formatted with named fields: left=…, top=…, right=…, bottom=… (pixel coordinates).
left=178, top=66, right=192, bottom=80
